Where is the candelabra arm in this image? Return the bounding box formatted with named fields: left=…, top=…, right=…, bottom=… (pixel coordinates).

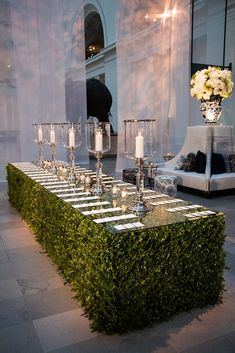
left=68, top=147, right=76, bottom=187
left=128, top=157, right=152, bottom=214
left=93, top=151, right=105, bottom=195
left=136, top=158, right=144, bottom=193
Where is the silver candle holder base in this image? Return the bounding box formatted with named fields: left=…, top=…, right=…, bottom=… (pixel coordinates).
left=50, top=143, right=57, bottom=174
left=92, top=152, right=106, bottom=195
left=129, top=158, right=152, bottom=214
left=68, top=147, right=77, bottom=187
left=37, top=141, right=44, bottom=168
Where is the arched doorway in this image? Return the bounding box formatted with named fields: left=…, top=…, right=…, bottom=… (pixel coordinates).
left=85, top=11, right=104, bottom=59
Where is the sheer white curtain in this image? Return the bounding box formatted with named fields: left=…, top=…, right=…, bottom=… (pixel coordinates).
left=63, top=0, right=88, bottom=164
left=0, top=0, right=87, bottom=180
left=115, top=0, right=191, bottom=173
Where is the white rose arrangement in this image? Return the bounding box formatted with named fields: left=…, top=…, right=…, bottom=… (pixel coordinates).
left=190, top=66, right=234, bottom=101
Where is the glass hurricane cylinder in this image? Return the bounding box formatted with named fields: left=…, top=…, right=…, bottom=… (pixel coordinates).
left=59, top=122, right=81, bottom=186
left=124, top=119, right=156, bottom=214
left=32, top=123, right=47, bottom=167
left=86, top=122, right=111, bottom=194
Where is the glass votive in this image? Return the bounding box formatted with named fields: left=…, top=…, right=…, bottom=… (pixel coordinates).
left=121, top=188, right=127, bottom=198
left=85, top=175, right=91, bottom=185
left=43, top=160, right=51, bottom=171
left=57, top=165, right=68, bottom=181
left=75, top=173, right=80, bottom=183
left=80, top=174, right=85, bottom=183
left=112, top=184, right=119, bottom=195
left=112, top=199, right=118, bottom=208
left=122, top=204, right=128, bottom=212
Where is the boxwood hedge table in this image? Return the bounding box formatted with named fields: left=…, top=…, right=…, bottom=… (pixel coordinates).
left=7, top=162, right=225, bottom=334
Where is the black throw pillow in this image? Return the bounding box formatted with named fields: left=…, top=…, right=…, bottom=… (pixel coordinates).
left=195, top=150, right=206, bottom=173
left=211, top=153, right=226, bottom=174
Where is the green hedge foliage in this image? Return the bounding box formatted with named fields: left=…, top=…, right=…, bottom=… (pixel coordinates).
left=7, top=164, right=225, bottom=334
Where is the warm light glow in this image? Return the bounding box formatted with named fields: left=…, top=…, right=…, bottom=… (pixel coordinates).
left=161, top=10, right=171, bottom=19
left=121, top=189, right=127, bottom=198
left=85, top=175, right=91, bottom=185
left=112, top=185, right=119, bottom=194
left=146, top=8, right=177, bottom=23
left=160, top=8, right=177, bottom=19
left=171, top=8, right=177, bottom=17
left=88, top=45, right=96, bottom=52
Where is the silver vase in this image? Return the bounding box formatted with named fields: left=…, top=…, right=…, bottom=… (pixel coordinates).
left=200, top=95, right=222, bottom=124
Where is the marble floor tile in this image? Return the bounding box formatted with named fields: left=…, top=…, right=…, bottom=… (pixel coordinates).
left=7, top=246, right=61, bottom=289
left=224, top=239, right=235, bottom=255
left=225, top=252, right=235, bottom=277
left=181, top=336, right=235, bottom=353
left=24, top=287, right=80, bottom=320
left=0, top=296, right=30, bottom=330
left=7, top=244, right=48, bottom=263
left=0, top=219, right=27, bottom=231
left=1, top=228, right=37, bottom=249
left=224, top=330, right=235, bottom=345
left=0, top=236, right=5, bottom=251
left=100, top=332, right=177, bottom=353
left=225, top=291, right=235, bottom=304
left=0, top=322, right=43, bottom=353
left=49, top=336, right=110, bottom=353
left=33, top=308, right=98, bottom=353
left=164, top=296, right=235, bottom=352
left=0, top=249, right=9, bottom=264
left=17, top=275, right=65, bottom=296
left=0, top=262, right=15, bottom=280
left=0, top=278, right=22, bottom=301
left=0, top=212, right=22, bottom=222
left=224, top=270, right=235, bottom=295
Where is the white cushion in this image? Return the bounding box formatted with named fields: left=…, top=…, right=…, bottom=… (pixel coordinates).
left=210, top=173, right=235, bottom=191
left=158, top=125, right=235, bottom=193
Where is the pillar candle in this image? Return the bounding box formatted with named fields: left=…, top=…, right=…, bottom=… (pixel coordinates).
left=69, top=128, right=75, bottom=148
left=135, top=132, right=144, bottom=158
left=95, top=130, right=103, bottom=151
left=50, top=129, right=55, bottom=144
left=38, top=126, right=43, bottom=142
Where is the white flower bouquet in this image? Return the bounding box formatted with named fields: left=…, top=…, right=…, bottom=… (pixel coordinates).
left=190, top=66, right=234, bottom=101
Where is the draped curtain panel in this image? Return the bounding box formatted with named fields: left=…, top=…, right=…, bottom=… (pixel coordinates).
left=63, top=0, right=88, bottom=164
left=115, top=0, right=191, bottom=173
left=0, top=0, right=87, bottom=179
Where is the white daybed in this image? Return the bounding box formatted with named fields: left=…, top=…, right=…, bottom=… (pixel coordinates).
left=157, top=125, right=235, bottom=193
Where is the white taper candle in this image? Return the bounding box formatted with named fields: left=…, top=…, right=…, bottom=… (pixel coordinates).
left=50, top=129, right=55, bottom=144
left=135, top=132, right=144, bottom=158
left=95, top=129, right=103, bottom=152
left=38, top=126, right=43, bottom=142
left=69, top=128, right=75, bottom=148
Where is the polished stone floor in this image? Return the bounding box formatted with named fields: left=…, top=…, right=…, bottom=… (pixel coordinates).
left=1, top=159, right=235, bottom=353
